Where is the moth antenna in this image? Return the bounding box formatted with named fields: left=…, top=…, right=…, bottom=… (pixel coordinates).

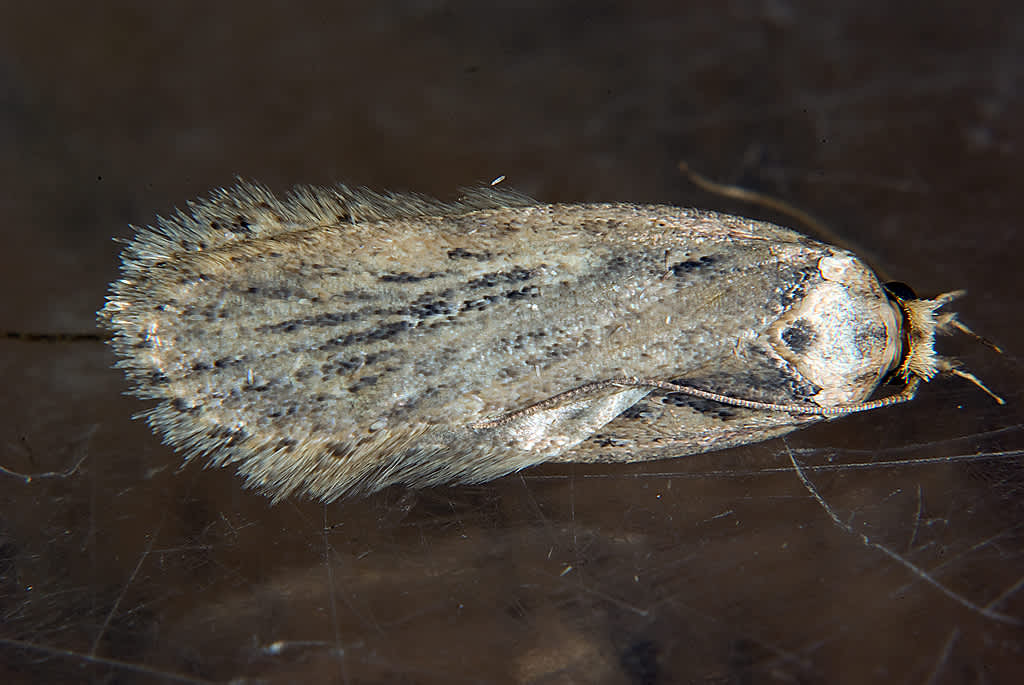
left=611, top=377, right=921, bottom=417
left=676, top=166, right=1004, bottom=413
left=678, top=160, right=857, bottom=261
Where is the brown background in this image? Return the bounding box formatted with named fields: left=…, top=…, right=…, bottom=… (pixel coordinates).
left=1, top=2, right=1022, bottom=683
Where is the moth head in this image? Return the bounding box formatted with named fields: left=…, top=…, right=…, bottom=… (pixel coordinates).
left=766, top=254, right=906, bottom=407
left=767, top=255, right=1003, bottom=411
left=883, top=283, right=1004, bottom=404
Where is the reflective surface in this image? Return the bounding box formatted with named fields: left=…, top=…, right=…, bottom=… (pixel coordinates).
left=1, top=2, right=1022, bottom=683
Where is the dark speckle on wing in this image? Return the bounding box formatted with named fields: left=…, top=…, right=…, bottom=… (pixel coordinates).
left=781, top=319, right=816, bottom=355
left=670, top=255, right=715, bottom=275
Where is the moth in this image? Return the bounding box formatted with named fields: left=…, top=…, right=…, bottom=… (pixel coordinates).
left=99, top=182, right=997, bottom=501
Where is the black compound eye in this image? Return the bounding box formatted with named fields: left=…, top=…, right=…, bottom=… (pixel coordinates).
left=883, top=281, right=917, bottom=302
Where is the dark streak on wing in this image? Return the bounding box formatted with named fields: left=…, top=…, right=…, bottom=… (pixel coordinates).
left=179, top=248, right=657, bottom=385
left=173, top=240, right=798, bottom=425
left=669, top=254, right=716, bottom=275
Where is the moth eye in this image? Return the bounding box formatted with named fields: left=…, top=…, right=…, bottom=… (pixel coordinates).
left=883, top=281, right=917, bottom=302
left=780, top=319, right=816, bottom=355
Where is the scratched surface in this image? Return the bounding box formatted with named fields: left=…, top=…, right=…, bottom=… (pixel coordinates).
left=1, top=2, right=1022, bottom=683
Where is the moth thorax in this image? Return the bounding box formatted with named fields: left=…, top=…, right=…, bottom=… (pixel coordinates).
left=768, top=255, right=903, bottom=408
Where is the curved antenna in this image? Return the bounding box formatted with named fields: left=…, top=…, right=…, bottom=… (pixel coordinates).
left=678, top=160, right=892, bottom=281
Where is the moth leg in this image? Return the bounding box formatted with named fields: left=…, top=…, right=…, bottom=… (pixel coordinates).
left=472, top=382, right=651, bottom=457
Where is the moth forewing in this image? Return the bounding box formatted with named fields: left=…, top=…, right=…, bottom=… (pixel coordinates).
left=101, top=182, right=983, bottom=501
